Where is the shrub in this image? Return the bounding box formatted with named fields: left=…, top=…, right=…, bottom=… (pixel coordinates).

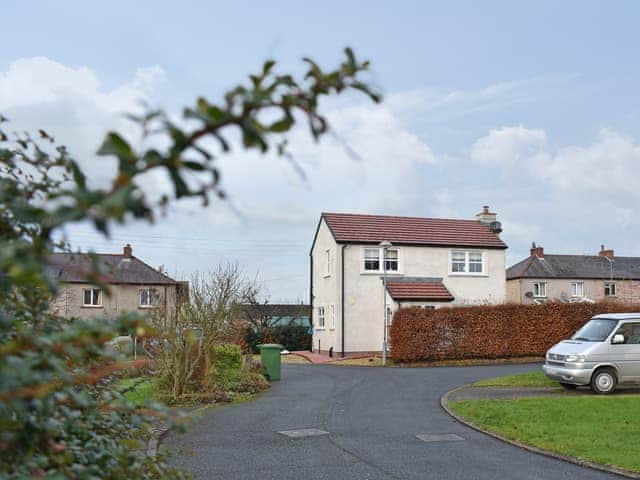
left=211, top=344, right=242, bottom=370
left=390, top=302, right=640, bottom=363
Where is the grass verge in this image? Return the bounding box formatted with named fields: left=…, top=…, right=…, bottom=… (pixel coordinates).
left=449, top=396, right=640, bottom=474
left=118, top=377, right=155, bottom=406
left=473, top=370, right=559, bottom=388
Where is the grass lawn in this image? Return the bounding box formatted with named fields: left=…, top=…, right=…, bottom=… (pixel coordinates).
left=473, top=370, right=559, bottom=388
left=118, top=377, right=155, bottom=406
left=450, top=396, right=640, bottom=473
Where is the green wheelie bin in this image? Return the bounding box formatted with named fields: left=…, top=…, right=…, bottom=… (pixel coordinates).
left=258, top=343, right=283, bottom=381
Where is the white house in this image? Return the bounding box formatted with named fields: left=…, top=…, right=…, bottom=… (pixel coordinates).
left=309, top=207, right=507, bottom=354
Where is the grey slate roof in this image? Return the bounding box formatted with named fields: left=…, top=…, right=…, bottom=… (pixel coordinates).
left=46, top=252, right=177, bottom=285
left=507, top=254, right=640, bottom=281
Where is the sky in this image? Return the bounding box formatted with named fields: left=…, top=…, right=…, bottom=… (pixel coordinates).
left=2, top=1, right=640, bottom=301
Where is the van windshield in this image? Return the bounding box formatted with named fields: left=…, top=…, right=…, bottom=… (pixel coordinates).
left=572, top=318, right=619, bottom=342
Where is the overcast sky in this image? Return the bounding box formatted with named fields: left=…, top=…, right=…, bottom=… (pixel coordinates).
left=2, top=1, right=640, bottom=301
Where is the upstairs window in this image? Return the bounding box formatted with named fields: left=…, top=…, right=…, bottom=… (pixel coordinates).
left=83, top=288, right=102, bottom=307
left=317, top=306, right=325, bottom=328
left=384, top=249, right=398, bottom=271
left=363, top=248, right=399, bottom=273
left=533, top=282, right=547, bottom=298
left=604, top=282, right=616, bottom=297
left=139, top=288, right=157, bottom=308
left=571, top=281, right=584, bottom=297
left=325, top=249, right=331, bottom=276
left=364, top=248, right=380, bottom=271
left=450, top=251, right=485, bottom=274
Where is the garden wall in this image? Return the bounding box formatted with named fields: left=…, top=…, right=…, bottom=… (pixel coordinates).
left=390, top=302, right=640, bottom=363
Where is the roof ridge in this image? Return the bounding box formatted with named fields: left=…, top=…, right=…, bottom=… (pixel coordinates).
left=322, top=211, right=482, bottom=223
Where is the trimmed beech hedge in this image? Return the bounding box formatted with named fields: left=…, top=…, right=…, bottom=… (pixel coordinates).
left=389, top=302, right=640, bottom=363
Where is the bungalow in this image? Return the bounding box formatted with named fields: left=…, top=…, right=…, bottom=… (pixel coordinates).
left=507, top=243, right=640, bottom=304
left=309, top=207, right=507, bottom=354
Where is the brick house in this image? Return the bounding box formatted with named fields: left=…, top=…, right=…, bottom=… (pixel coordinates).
left=507, top=243, right=640, bottom=304
left=310, top=207, right=507, bottom=354
left=46, top=244, right=187, bottom=321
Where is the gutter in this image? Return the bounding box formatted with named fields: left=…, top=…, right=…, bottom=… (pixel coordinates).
left=341, top=244, right=346, bottom=357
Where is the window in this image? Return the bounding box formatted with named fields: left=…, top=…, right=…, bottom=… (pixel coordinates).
left=364, top=248, right=380, bottom=271
left=613, top=323, right=640, bottom=345
left=325, top=249, right=331, bottom=276
left=468, top=252, right=483, bottom=273
left=83, top=288, right=102, bottom=307
left=450, top=251, right=485, bottom=274
left=533, top=282, right=547, bottom=298
left=139, top=288, right=157, bottom=307
left=317, top=306, right=325, bottom=328
left=571, top=281, right=584, bottom=297
left=386, top=306, right=393, bottom=325
left=384, top=249, right=399, bottom=272
left=604, top=282, right=616, bottom=297
left=329, top=304, right=335, bottom=329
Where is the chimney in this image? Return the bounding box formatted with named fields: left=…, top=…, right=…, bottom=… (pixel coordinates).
left=123, top=243, right=133, bottom=258
left=530, top=242, right=544, bottom=258
left=476, top=205, right=502, bottom=234
left=599, top=244, right=614, bottom=260
left=476, top=205, right=497, bottom=224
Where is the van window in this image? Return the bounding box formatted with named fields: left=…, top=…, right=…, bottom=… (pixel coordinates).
left=613, top=323, right=640, bottom=345
left=572, top=318, right=618, bottom=342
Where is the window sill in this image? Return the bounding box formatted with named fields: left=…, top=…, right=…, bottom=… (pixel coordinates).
left=315, top=327, right=325, bottom=331
left=360, top=271, right=402, bottom=276
left=448, top=273, right=488, bottom=277
left=81, top=305, right=103, bottom=309
left=138, top=305, right=155, bottom=309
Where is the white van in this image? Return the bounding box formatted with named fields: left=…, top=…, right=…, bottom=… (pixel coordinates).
left=543, top=313, right=640, bottom=394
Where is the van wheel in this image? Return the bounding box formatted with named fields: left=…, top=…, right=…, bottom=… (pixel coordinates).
left=559, top=382, right=577, bottom=390
left=590, top=368, right=617, bottom=394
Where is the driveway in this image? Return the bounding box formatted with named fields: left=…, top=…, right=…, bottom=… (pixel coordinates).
left=163, top=363, right=618, bottom=479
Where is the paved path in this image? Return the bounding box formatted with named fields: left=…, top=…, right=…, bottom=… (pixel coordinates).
left=163, top=363, right=619, bottom=480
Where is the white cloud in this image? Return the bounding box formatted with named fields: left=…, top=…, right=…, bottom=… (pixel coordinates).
left=0, top=57, right=164, bottom=187
left=541, top=128, right=640, bottom=197
left=470, top=125, right=547, bottom=165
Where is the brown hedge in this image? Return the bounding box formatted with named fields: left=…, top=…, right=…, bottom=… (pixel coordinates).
left=389, top=302, right=640, bottom=363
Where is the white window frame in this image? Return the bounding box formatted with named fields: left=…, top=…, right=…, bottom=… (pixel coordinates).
left=361, top=247, right=402, bottom=274
left=604, top=282, right=617, bottom=297
left=82, top=287, right=102, bottom=307
left=139, top=288, right=157, bottom=308
left=571, top=281, right=585, bottom=298
left=329, top=304, right=335, bottom=330
left=448, top=250, right=487, bottom=276
left=317, top=306, right=325, bottom=329
left=533, top=282, right=547, bottom=298
left=324, top=249, right=331, bottom=277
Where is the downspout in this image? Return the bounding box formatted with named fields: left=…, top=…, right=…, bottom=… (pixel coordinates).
left=309, top=253, right=313, bottom=348
left=341, top=244, right=346, bottom=357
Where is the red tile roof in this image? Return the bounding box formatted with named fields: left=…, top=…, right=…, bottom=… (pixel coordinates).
left=386, top=279, right=454, bottom=301
left=322, top=212, right=506, bottom=248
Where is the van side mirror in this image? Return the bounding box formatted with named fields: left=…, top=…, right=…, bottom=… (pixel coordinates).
left=612, top=334, right=625, bottom=344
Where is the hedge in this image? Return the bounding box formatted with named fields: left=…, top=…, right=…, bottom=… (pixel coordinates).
left=245, top=325, right=312, bottom=354
left=389, top=302, right=640, bottom=363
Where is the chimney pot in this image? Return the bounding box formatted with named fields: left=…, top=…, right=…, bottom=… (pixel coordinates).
left=123, top=244, right=132, bottom=258
left=530, top=242, right=544, bottom=258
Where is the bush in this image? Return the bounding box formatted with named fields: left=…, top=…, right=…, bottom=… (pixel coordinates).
left=245, top=324, right=311, bottom=353
left=207, top=344, right=268, bottom=398
left=211, top=344, right=242, bottom=370
left=390, top=302, right=640, bottom=363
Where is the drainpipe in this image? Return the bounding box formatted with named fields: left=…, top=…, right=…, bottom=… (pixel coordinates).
left=341, top=245, right=346, bottom=357
left=309, top=253, right=314, bottom=351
